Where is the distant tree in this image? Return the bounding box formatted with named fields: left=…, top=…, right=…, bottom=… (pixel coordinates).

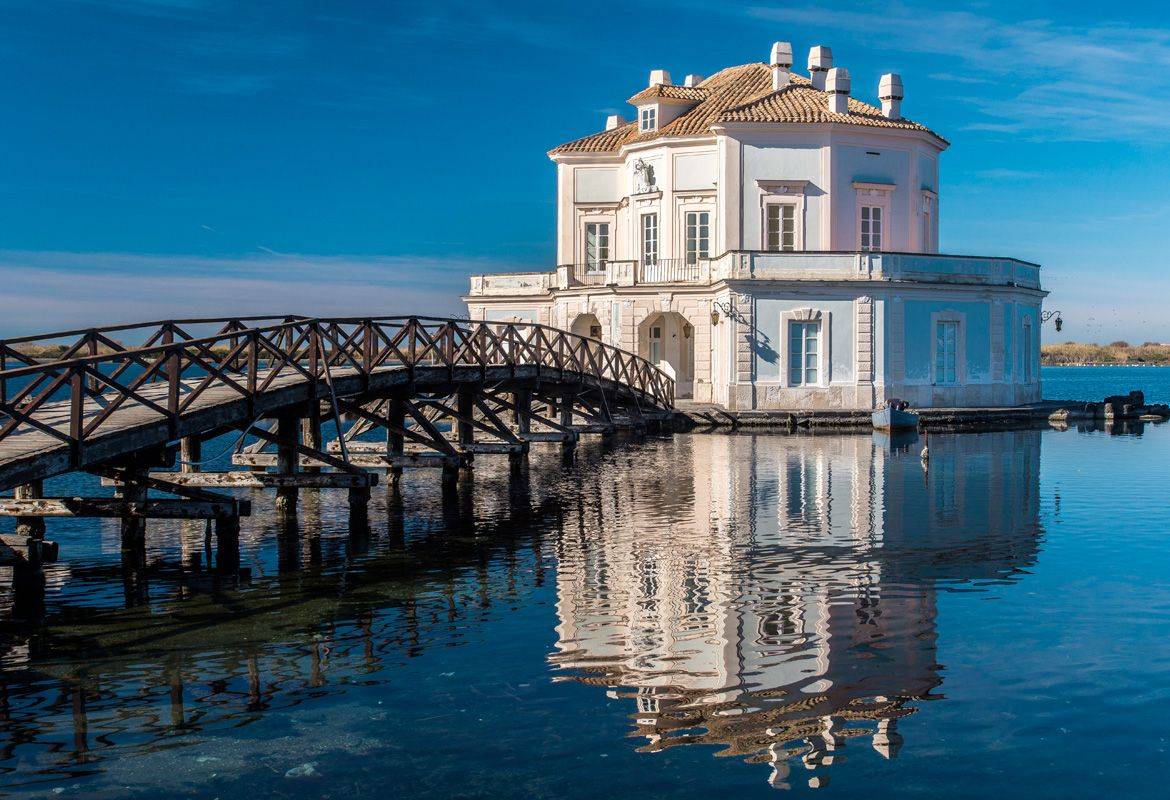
left=1109, top=340, right=1131, bottom=348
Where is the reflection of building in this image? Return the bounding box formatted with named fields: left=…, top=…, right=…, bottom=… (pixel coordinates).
left=466, top=39, right=1046, bottom=410
left=551, top=431, right=1042, bottom=789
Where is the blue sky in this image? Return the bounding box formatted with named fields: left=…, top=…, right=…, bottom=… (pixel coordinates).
left=2, top=0, right=1169, bottom=342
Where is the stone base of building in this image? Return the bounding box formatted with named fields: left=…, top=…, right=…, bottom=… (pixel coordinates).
left=672, top=400, right=1100, bottom=433
left=717, top=381, right=1041, bottom=412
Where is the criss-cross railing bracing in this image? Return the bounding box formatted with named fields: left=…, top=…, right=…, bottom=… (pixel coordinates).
left=0, top=316, right=674, bottom=457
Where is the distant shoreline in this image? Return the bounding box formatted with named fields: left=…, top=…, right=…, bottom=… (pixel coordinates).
left=1042, top=343, right=1170, bottom=368
left=1042, top=362, right=1170, bottom=368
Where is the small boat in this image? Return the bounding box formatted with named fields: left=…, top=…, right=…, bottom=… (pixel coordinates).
left=873, top=401, right=919, bottom=431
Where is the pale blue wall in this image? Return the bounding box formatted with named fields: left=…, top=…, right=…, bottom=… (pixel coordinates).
left=918, top=153, right=938, bottom=192
left=753, top=297, right=855, bottom=382
left=904, top=300, right=991, bottom=382
left=834, top=145, right=913, bottom=251
left=740, top=141, right=824, bottom=248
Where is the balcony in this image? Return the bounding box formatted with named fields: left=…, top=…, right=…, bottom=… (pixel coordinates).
left=465, top=251, right=1042, bottom=296
left=637, top=258, right=703, bottom=284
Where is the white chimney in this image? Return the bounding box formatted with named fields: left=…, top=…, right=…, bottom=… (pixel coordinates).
left=879, top=73, right=904, bottom=119
left=683, top=73, right=704, bottom=88
left=826, top=67, right=850, bottom=114
left=808, top=45, right=834, bottom=91
left=648, top=69, right=672, bottom=87
left=770, top=41, right=793, bottom=91
left=605, top=114, right=627, bottom=130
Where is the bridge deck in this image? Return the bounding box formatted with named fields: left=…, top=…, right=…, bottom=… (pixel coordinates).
left=0, top=362, right=656, bottom=491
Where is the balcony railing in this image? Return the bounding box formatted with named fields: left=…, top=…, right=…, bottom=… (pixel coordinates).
left=467, top=251, right=1043, bottom=296
left=637, top=258, right=702, bottom=284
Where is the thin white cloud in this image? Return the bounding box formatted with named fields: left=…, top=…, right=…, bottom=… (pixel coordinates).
left=745, top=3, right=1170, bottom=142
left=974, top=168, right=1043, bottom=180
left=0, top=250, right=514, bottom=337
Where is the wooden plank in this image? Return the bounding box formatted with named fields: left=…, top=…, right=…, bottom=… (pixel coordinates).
left=0, top=498, right=251, bottom=519
left=100, top=471, right=376, bottom=489
left=520, top=431, right=578, bottom=443
left=460, top=442, right=526, bottom=455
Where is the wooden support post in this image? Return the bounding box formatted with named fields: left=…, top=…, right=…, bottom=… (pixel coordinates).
left=179, top=436, right=201, bottom=474
left=559, top=385, right=575, bottom=427
left=387, top=396, right=405, bottom=484
left=456, top=387, right=475, bottom=448
left=114, top=471, right=149, bottom=605
left=560, top=386, right=577, bottom=456
left=115, top=474, right=147, bottom=559
left=348, top=485, right=371, bottom=527
left=11, top=559, right=45, bottom=619
left=13, top=480, right=45, bottom=539
left=513, top=388, right=532, bottom=435
left=214, top=514, right=240, bottom=575
left=302, top=402, right=322, bottom=475
left=274, top=414, right=299, bottom=516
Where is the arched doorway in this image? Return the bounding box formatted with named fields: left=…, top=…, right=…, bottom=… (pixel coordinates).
left=638, top=312, right=695, bottom=398
left=570, top=313, right=604, bottom=341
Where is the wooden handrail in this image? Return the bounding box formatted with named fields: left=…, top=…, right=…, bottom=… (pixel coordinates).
left=0, top=317, right=674, bottom=447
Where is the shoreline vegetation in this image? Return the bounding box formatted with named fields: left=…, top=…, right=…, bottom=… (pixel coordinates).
left=1042, top=342, right=1170, bottom=367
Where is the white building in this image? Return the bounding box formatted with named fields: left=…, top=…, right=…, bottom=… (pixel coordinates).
left=465, top=41, right=1047, bottom=410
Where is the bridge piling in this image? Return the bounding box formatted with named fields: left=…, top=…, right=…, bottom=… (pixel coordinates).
left=13, top=480, right=45, bottom=539
left=179, top=437, right=201, bottom=474
left=0, top=315, right=676, bottom=609
left=301, top=404, right=322, bottom=475
left=114, top=471, right=149, bottom=604
left=387, top=397, right=405, bottom=485
left=274, top=414, right=299, bottom=516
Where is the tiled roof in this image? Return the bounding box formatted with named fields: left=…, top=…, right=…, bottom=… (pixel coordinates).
left=550, top=62, right=944, bottom=155
left=626, top=83, right=708, bottom=104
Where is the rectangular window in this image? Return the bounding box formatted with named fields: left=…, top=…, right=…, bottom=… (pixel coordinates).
left=921, top=211, right=933, bottom=252
left=788, top=321, right=820, bottom=386
left=639, top=107, right=657, bottom=132
left=765, top=204, right=796, bottom=251
left=860, top=205, right=883, bottom=251
left=935, top=321, right=959, bottom=384
left=642, top=213, right=658, bottom=266
left=684, top=211, right=710, bottom=265
left=649, top=324, right=663, bottom=364
left=584, top=222, right=609, bottom=271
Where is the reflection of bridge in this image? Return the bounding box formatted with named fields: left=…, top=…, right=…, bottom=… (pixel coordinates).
left=0, top=316, right=674, bottom=610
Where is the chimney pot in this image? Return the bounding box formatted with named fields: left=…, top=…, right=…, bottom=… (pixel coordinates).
left=826, top=67, right=851, bottom=114
left=605, top=114, right=627, bottom=131
left=879, top=73, right=904, bottom=119
left=770, top=41, right=793, bottom=91
left=684, top=73, right=704, bottom=88
left=648, top=69, right=672, bottom=87
left=808, top=45, right=834, bottom=91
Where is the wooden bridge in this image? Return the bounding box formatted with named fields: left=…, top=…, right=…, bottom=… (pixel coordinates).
left=0, top=315, right=675, bottom=613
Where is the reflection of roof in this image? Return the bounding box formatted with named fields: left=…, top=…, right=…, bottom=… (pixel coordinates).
left=551, top=63, right=944, bottom=155
left=559, top=663, right=933, bottom=765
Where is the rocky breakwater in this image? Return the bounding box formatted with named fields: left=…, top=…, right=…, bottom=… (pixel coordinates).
left=1048, top=390, right=1170, bottom=427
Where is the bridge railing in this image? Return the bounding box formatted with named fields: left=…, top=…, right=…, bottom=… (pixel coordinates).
left=0, top=316, right=674, bottom=449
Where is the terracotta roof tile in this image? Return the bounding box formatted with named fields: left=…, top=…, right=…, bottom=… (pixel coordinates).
left=550, top=62, right=944, bottom=155
left=626, top=83, right=709, bottom=104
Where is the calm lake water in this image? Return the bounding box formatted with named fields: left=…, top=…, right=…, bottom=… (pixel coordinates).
left=3, top=368, right=1170, bottom=797
left=1043, top=364, right=1170, bottom=403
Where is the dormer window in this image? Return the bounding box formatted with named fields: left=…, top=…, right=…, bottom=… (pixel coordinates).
left=639, top=107, right=657, bottom=132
